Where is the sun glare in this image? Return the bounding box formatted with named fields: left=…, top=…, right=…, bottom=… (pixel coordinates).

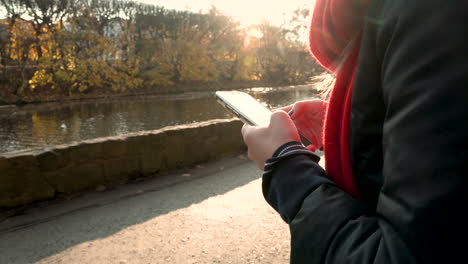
left=137, top=0, right=311, bottom=26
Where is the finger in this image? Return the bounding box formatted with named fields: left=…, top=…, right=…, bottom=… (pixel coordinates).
left=275, top=104, right=294, bottom=113
left=241, top=123, right=257, bottom=143
left=270, top=110, right=296, bottom=129
left=308, top=133, right=318, bottom=147
left=241, top=123, right=252, bottom=136
left=270, top=110, right=301, bottom=142
left=247, top=148, right=254, bottom=160
left=291, top=100, right=325, bottom=117
left=289, top=101, right=310, bottom=119
left=287, top=105, right=297, bottom=117
left=256, top=160, right=265, bottom=171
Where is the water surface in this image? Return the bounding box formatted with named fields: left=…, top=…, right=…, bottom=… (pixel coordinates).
left=0, top=86, right=319, bottom=153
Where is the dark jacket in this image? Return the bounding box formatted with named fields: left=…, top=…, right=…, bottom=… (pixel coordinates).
left=263, top=0, right=468, bottom=263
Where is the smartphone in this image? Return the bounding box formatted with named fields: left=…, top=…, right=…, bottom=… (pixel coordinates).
left=215, top=91, right=312, bottom=146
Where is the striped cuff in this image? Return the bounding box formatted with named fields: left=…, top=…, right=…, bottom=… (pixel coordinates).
left=264, top=141, right=320, bottom=174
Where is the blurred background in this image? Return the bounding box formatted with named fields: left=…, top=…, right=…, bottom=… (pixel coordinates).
left=0, top=0, right=322, bottom=153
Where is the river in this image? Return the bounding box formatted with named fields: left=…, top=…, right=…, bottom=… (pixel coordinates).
left=0, top=86, right=320, bottom=154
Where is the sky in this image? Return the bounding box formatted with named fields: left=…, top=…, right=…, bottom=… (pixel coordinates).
left=136, top=0, right=312, bottom=26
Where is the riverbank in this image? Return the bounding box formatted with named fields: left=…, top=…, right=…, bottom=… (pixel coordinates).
left=0, top=80, right=317, bottom=106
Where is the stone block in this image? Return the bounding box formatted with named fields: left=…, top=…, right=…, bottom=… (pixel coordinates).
left=159, top=131, right=185, bottom=169
left=69, top=142, right=104, bottom=164
left=36, top=148, right=71, bottom=172
left=102, top=156, right=141, bottom=182
left=44, top=162, right=104, bottom=194
left=102, top=138, right=128, bottom=158
left=0, top=155, right=55, bottom=208
left=141, top=151, right=164, bottom=176
left=140, top=133, right=171, bottom=175
left=212, top=120, right=246, bottom=157
left=0, top=157, right=12, bottom=171
left=185, top=120, right=245, bottom=161
left=127, top=135, right=151, bottom=156
left=180, top=126, right=212, bottom=165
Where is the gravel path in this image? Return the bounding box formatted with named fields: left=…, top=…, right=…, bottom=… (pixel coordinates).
left=0, top=157, right=291, bottom=264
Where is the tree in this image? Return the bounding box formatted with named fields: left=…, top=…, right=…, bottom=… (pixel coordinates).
left=20, top=0, right=72, bottom=59
left=0, top=0, right=26, bottom=64
left=0, top=0, right=322, bottom=101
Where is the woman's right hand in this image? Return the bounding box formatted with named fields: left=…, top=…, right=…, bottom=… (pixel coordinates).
left=278, top=100, right=328, bottom=151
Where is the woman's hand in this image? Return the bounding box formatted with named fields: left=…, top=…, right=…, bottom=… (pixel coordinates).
left=241, top=110, right=301, bottom=170
left=278, top=100, right=328, bottom=151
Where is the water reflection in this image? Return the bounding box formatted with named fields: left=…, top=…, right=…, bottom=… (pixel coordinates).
left=0, top=87, right=319, bottom=153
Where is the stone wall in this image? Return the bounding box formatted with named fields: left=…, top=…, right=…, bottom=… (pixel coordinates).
left=0, top=119, right=245, bottom=209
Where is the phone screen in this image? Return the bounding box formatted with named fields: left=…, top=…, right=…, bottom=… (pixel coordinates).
left=216, top=91, right=272, bottom=127
left=215, top=91, right=313, bottom=146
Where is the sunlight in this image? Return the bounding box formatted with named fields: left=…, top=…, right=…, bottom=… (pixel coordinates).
left=137, top=0, right=311, bottom=26
left=246, top=27, right=263, bottom=38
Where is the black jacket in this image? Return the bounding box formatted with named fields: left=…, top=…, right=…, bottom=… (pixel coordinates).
left=263, top=0, right=468, bottom=263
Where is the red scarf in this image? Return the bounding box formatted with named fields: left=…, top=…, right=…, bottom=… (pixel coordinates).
left=309, top=0, right=369, bottom=199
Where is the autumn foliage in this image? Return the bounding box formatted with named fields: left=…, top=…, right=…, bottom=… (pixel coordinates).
left=0, top=0, right=321, bottom=102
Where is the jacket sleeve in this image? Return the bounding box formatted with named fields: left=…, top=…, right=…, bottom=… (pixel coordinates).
left=263, top=1, right=468, bottom=263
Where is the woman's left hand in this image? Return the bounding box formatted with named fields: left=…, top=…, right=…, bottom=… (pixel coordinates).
left=241, top=110, right=301, bottom=170
left=278, top=100, right=328, bottom=152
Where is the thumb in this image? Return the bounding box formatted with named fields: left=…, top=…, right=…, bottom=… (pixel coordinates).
left=270, top=110, right=294, bottom=128
left=270, top=110, right=301, bottom=141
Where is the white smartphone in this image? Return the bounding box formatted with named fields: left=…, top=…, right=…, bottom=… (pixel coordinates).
left=215, top=91, right=312, bottom=146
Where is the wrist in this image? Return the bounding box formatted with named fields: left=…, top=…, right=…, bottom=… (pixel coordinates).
left=264, top=141, right=320, bottom=174
left=272, top=141, right=305, bottom=158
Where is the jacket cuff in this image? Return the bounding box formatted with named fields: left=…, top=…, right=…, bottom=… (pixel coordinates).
left=264, top=141, right=320, bottom=174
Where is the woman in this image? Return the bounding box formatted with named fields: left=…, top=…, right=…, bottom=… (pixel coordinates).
left=241, top=0, right=468, bottom=263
